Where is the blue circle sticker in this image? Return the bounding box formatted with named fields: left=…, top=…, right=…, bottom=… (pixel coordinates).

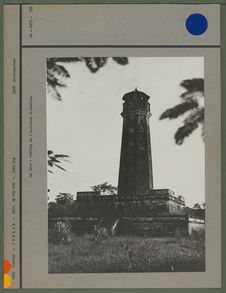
left=186, top=13, right=208, bottom=36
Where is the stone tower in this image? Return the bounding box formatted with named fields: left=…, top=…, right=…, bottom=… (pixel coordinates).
left=118, top=89, right=154, bottom=195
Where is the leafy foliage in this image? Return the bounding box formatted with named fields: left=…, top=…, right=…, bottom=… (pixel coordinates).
left=160, top=78, right=204, bottom=145
left=48, top=201, right=62, bottom=217
left=193, top=202, right=205, bottom=209
left=180, top=78, right=204, bottom=97
left=193, top=203, right=201, bottom=209
left=47, top=57, right=129, bottom=100
left=93, top=224, right=110, bottom=241
left=49, top=221, right=73, bottom=244
left=84, top=57, right=108, bottom=73
left=48, top=193, right=76, bottom=218
left=91, top=182, right=118, bottom=195
left=48, top=150, right=69, bottom=173
left=175, top=108, right=204, bottom=145
left=160, top=99, right=198, bottom=120
left=55, top=193, right=74, bottom=206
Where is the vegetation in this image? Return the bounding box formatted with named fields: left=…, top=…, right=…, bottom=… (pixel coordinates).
left=55, top=193, right=74, bottom=205
left=49, top=221, right=73, bottom=244
left=47, top=57, right=129, bottom=100
left=48, top=150, right=69, bottom=173
left=48, top=234, right=205, bottom=273
left=193, top=202, right=205, bottom=209
left=48, top=181, right=117, bottom=217
left=183, top=202, right=205, bottom=220
left=91, top=182, right=118, bottom=194
left=160, top=78, right=204, bottom=145
left=48, top=193, right=76, bottom=218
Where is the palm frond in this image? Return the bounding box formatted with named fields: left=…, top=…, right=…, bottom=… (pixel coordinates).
left=54, top=154, right=70, bottom=158
left=47, top=57, right=129, bottom=100
left=47, top=75, right=67, bottom=88
left=112, top=57, right=128, bottom=65
left=183, top=108, right=204, bottom=125
left=48, top=160, right=53, bottom=167
left=84, top=57, right=99, bottom=72
left=47, top=59, right=70, bottom=101
left=175, top=123, right=199, bottom=145
left=53, top=57, right=82, bottom=63
left=84, top=57, right=107, bottom=72
left=180, top=78, right=204, bottom=94
left=94, top=57, right=108, bottom=68
left=49, top=64, right=70, bottom=78
left=159, top=99, right=198, bottom=120
left=175, top=108, right=204, bottom=144
left=54, top=164, right=66, bottom=171
left=48, top=151, right=69, bottom=173
left=46, top=58, right=56, bottom=70
left=201, top=123, right=205, bottom=141
left=47, top=85, right=62, bottom=101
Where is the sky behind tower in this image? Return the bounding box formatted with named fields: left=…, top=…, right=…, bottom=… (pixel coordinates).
left=47, top=57, right=204, bottom=207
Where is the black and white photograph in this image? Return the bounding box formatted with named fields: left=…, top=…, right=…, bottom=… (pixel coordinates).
left=47, top=56, right=205, bottom=274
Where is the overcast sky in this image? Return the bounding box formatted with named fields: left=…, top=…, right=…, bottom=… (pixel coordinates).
left=47, top=57, right=204, bottom=207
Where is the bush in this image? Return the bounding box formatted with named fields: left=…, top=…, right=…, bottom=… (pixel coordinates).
left=49, top=221, right=73, bottom=244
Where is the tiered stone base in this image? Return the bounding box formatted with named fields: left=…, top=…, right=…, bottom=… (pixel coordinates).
left=50, top=189, right=205, bottom=237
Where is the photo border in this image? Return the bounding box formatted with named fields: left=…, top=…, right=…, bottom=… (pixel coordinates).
left=0, top=0, right=225, bottom=292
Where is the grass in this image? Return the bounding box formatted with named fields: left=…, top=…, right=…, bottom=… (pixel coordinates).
left=48, top=234, right=205, bottom=273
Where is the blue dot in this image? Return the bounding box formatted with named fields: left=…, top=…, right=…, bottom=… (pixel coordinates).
left=186, top=13, right=208, bottom=36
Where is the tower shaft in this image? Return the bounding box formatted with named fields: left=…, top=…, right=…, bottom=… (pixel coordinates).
left=118, top=90, right=153, bottom=195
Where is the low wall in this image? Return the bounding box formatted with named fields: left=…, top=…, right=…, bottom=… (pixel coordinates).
left=119, top=216, right=188, bottom=236
left=188, top=217, right=205, bottom=236
left=49, top=191, right=204, bottom=237
left=49, top=215, right=189, bottom=237
left=75, top=190, right=185, bottom=218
